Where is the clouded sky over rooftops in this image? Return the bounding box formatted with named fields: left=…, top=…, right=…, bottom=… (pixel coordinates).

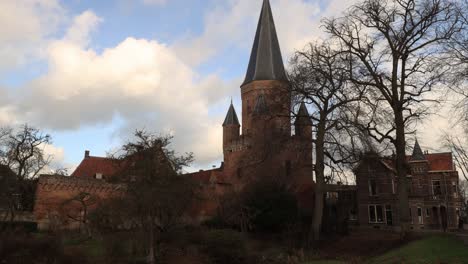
left=0, top=0, right=461, bottom=173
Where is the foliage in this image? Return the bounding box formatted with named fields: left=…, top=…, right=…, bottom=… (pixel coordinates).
left=216, top=178, right=299, bottom=233
left=93, top=130, right=195, bottom=263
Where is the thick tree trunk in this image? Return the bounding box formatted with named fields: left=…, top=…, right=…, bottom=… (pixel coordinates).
left=310, top=117, right=326, bottom=244
left=147, top=219, right=156, bottom=264
left=395, top=107, right=410, bottom=239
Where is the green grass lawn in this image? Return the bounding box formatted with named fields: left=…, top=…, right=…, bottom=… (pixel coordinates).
left=368, top=234, right=468, bottom=264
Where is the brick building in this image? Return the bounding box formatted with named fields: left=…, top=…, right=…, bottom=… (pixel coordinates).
left=33, top=0, right=316, bottom=229
left=185, top=0, right=315, bottom=220
left=354, top=140, right=463, bottom=231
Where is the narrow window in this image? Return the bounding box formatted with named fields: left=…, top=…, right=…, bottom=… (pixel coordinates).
left=452, top=181, right=458, bottom=197
left=432, top=180, right=441, bottom=195
left=369, top=179, right=377, bottom=196
left=418, top=207, right=423, bottom=224
left=369, top=205, right=376, bottom=223
left=376, top=205, right=384, bottom=223
left=426, top=208, right=431, bottom=217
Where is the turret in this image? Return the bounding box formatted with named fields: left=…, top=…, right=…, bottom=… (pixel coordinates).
left=240, top=0, right=291, bottom=138
left=294, top=102, right=312, bottom=138
left=409, top=138, right=429, bottom=174
left=222, top=101, right=240, bottom=149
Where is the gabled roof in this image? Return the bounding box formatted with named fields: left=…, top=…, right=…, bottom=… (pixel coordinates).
left=223, top=102, right=240, bottom=126
left=242, top=0, right=288, bottom=86
left=411, top=139, right=426, bottom=161
left=71, top=155, right=121, bottom=179
left=295, top=102, right=312, bottom=125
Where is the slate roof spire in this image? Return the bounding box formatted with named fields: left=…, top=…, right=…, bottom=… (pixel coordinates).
left=223, top=101, right=240, bottom=126
left=242, top=0, right=288, bottom=86
left=295, top=102, right=312, bottom=126
left=411, top=138, right=426, bottom=161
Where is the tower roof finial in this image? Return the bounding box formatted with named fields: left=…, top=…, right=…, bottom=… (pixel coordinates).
left=242, top=0, right=287, bottom=86
left=411, top=138, right=426, bottom=161
left=223, top=102, right=240, bottom=126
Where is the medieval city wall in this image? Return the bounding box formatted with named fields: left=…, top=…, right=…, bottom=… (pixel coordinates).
left=34, top=175, right=125, bottom=231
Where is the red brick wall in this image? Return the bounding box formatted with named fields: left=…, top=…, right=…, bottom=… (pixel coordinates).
left=33, top=175, right=124, bottom=230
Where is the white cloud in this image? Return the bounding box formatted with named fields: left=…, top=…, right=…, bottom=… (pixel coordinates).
left=5, top=10, right=232, bottom=165
left=142, top=0, right=167, bottom=6
left=0, top=0, right=65, bottom=71
left=64, top=10, right=103, bottom=46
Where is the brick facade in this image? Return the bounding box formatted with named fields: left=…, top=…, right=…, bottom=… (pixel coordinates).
left=355, top=149, right=463, bottom=231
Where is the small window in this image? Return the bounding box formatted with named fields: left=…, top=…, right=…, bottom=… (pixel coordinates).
left=426, top=208, right=431, bottom=217
left=417, top=207, right=423, bottom=224
left=432, top=180, right=441, bottom=195
left=95, top=173, right=103, bottom=180
left=369, top=205, right=384, bottom=223
left=452, top=181, right=458, bottom=197
left=369, top=179, right=377, bottom=196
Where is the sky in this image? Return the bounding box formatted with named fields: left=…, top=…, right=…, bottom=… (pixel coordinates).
left=0, top=0, right=463, bottom=173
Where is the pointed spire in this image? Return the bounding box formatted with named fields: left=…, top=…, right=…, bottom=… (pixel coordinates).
left=223, top=101, right=240, bottom=126
left=411, top=138, right=426, bottom=161
left=242, top=0, right=288, bottom=86
left=295, top=102, right=312, bottom=125
left=253, top=94, right=269, bottom=114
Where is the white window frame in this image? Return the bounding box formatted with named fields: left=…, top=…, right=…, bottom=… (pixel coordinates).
left=369, top=205, right=385, bottom=224
left=417, top=207, right=423, bottom=224
left=452, top=181, right=458, bottom=198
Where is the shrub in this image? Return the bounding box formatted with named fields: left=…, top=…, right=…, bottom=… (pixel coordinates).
left=202, top=229, right=247, bottom=264
left=244, top=180, right=299, bottom=233
left=0, top=233, right=88, bottom=264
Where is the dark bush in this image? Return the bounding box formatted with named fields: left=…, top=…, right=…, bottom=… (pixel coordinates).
left=0, top=221, right=37, bottom=233
left=244, top=180, right=299, bottom=233
left=202, top=229, right=247, bottom=264
left=0, top=233, right=88, bottom=264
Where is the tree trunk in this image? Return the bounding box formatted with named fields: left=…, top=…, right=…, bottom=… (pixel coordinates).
left=394, top=108, right=410, bottom=239
left=310, top=117, right=326, bottom=244
left=147, top=219, right=155, bottom=264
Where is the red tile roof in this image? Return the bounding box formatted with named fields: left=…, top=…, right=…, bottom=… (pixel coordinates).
left=423, top=153, right=454, bottom=171
left=71, top=156, right=121, bottom=179
left=382, top=152, right=455, bottom=172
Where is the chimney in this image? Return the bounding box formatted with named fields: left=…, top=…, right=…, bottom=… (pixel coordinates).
left=85, top=150, right=90, bottom=158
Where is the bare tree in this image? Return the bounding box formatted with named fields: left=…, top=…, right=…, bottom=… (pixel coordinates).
left=106, top=130, right=194, bottom=264
left=0, top=124, right=52, bottom=211
left=324, top=0, right=463, bottom=237
left=61, top=192, right=97, bottom=237
left=289, top=43, right=365, bottom=242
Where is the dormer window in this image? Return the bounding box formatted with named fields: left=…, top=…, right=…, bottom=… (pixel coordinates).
left=95, top=173, right=103, bottom=180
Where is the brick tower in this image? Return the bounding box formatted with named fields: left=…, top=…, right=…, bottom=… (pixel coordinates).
left=221, top=0, right=313, bottom=188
